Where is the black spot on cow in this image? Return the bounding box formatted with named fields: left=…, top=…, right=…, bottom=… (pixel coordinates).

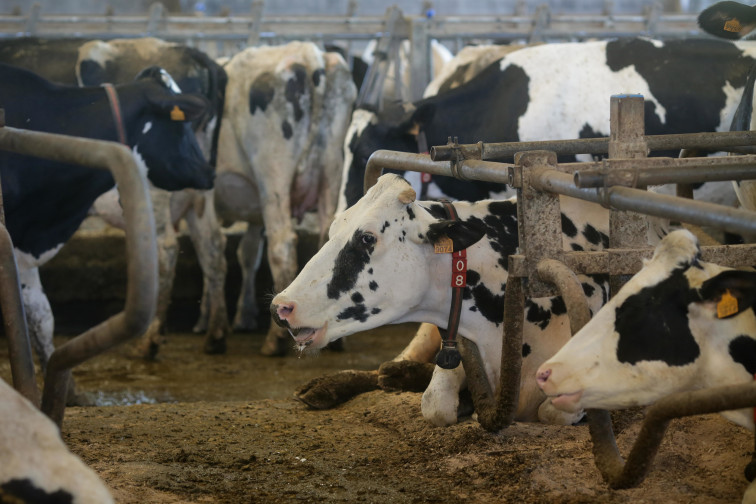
left=281, top=120, right=293, bottom=139
left=550, top=296, right=567, bottom=316
left=468, top=200, right=518, bottom=269
left=583, top=223, right=608, bottom=248
left=407, top=206, right=415, bottom=220
left=426, top=202, right=448, bottom=220
left=371, top=307, right=381, bottom=315
left=729, top=335, right=756, bottom=375
left=369, top=280, right=378, bottom=291
left=470, top=283, right=504, bottom=325
left=312, top=67, right=325, bottom=87
left=380, top=221, right=390, bottom=233
left=285, top=63, right=307, bottom=122
left=368, top=268, right=373, bottom=274
left=582, top=281, right=595, bottom=298
left=466, top=270, right=481, bottom=285
left=615, top=267, right=700, bottom=366
left=336, top=303, right=369, bottom=323
left=249, top=72, right=276, bottom=114
left=327, top=230, right=375, bottom=300
left=526, top=300, right=552, bottom=330
left=522, top=343, right=531, bottom=358
left=571, top=243, right=584, bottom=251
left=561, top=213, right=578, bottom=238
left=78, top=59, right=107, bottom=87
left=1, top=478, right=74, bottom=504
left=351, top=292, right=364, bottom=304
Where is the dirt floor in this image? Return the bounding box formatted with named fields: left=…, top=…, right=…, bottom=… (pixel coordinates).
left=1, top=324, right=754, bottom=504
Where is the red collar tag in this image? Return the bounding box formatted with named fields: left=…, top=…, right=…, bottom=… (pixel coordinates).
left=452, top=249, right=467, bottom=288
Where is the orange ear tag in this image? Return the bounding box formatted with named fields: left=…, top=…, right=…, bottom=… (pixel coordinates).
left=717, top=289, right=739, bottom=319
left=434, top=236, right=453, bottom=254
left=724, top=18, right=742, bottom=33
left=170, top=105, right=186, bottom=121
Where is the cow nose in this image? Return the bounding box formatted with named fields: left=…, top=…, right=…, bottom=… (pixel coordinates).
left=536, top=368, right=551, bottom=388
left=270, top=300, right=296, bottom=328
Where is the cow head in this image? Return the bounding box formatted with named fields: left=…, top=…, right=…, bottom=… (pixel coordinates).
left=121, top=66, right=215, bottom=191
left=536, top=229, right=756, bottom=428
left=698, top=1, right=756, bottom=39
left=271, top=173, right=484, bottom=351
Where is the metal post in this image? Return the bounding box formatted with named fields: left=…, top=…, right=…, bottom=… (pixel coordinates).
left=608, top=95, right=648, bottom=295
left=247, top=1, right=265, bottom=47
left=408, top=15, right=430, bottom=102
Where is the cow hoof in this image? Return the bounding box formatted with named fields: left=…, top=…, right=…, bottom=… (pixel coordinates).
left=204, top=337, right=227, bottom=355
left=377, top=360, right=434, bottom=392
left=260, top=335, right=289, bottom=357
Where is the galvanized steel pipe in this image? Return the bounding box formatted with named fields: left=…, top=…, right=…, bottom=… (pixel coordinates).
left=531, top=168, right=756, bottom=237
left=0, top=126, right=157, bottom=428
left=430, top=130, right=756, bottom=161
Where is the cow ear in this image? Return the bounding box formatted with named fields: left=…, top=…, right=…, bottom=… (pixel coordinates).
left=699, top=270, right=756, bottom=319
left=149, top=93, right=210, bottom=122
left=426, top=220, right=485, bottom=252
left=698, top=1, right=756, bottom=39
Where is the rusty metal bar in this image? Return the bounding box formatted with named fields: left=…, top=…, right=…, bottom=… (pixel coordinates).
left=588, top=381, right=756, bottom=489
left=0, top=126, right=157, bottom=428
left=430, top=130, right=756, bottom=162
left=0, top=222, right=38, bottom=406
left=530, top=168, right=756, bottom=237
left=575, top=155, right=756, bottom=188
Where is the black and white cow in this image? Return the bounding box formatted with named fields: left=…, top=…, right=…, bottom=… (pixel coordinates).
left=0, top=62, right=213, bottom=372
left=271, top=174, right=615, bottom=426
left=0, top=377, right=114, bottom=503
left=188, top=41, right=357, bottom=356
left=0, top=37, right=228, bottom=358
left=339, top=37, right=756, bottom=212
left=535, top=229, right=756, bottom=499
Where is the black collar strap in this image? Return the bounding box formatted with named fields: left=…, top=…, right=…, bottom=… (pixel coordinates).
left=435, top=199, right=465, bottom=370
left=102, top=83, right=128, bottom=146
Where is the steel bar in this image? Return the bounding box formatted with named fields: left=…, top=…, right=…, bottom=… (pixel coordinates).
left=430, top=130, right=756, bottom=162
left=0, top=126, right=157, bottom=428
left=588, top=382, right=756, bottom=489
left=0, top=222, right=38, bottom=406
left=531, top=168, right=756, bottom=237
left=575, top=155, right=756, bottom=188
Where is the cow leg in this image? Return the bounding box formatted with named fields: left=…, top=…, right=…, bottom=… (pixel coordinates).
left=259, top=204, right=298, bottom=357
left=184, top=191, right=230, bottom=354
left=377, top=323, right=440, bottom=390
left=420, top=365, right=466, bottom=426
left=20, top=267, right=54, bottom=373
left=232, top=225, right=264, bottom=331
left=134, top=221, right=177, bottom=360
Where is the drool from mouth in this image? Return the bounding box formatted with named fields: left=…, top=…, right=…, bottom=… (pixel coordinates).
left=287, top=323, right=328, bottom=352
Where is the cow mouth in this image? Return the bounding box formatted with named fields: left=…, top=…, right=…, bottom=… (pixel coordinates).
left=287, top=322, right=328, bottom=349
left=549, top=390, right=584, bottom=412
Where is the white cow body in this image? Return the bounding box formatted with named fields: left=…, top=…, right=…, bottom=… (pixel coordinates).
left=191, top=42, right=357, bottom=354
left=273, top=174, right=623, bottom=426
left=0, top=378, right=113, bottom=503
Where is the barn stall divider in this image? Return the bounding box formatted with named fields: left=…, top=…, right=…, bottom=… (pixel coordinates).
left=0, top=114, right=158, bottom=429
left=363, top=94, right=756, bottom=490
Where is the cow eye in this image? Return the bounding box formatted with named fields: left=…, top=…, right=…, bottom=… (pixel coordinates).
left=361, top=232, right=376, bottom=246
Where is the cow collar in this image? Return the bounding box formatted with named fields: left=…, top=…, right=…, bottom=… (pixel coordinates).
left=102, top=83, right=128, bottom=146
left=434, top=199, right=465, bottom=370
left=418, top=131, right=432, bottom=200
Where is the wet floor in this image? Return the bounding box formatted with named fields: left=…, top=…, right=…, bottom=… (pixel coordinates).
left=0, top=324, right=420, bottom=406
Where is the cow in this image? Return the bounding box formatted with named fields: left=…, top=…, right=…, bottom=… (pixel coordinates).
left=270, top=174, right=621, bottom=426
left=0, top=37, right=228, bottom=358
left=339, top=37, right=756, bottom=213
left=0, top=377, right=114, bottom=503
left=0, top=62, right=214, bottom=379
left=422, top=43, right=533, bottom=98
left=535, top=229, right=756, bottom=500
left=187, top=41, right=357, bottom=356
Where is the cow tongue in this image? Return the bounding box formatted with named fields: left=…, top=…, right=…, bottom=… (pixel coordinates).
left=287, top=322, right=328, bottom=347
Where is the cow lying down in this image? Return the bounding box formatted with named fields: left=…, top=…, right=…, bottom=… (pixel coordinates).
left=536, top=229, right=756, bottom=500
left=0, top=378, right=113, bottom=503
left=272, top=174, right=619, bottom=426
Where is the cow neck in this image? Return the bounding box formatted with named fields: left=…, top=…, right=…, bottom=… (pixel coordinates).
left=434, top=199, right=465, bottom=370
left=102, top=83, right=128, bottom=146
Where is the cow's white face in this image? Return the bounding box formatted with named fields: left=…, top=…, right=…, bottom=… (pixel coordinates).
left=272, top=174, right=447, bottom=350
left=537, top=229, right=756, bottom=429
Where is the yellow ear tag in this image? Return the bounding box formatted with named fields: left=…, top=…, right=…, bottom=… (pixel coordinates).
left=170, top=105, right=186, bottom=121
left=724, top=18, right=742, bottom=33
left=717, top=289, right=739, bottom=319
left=434, top=236, right=453, bottom=254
